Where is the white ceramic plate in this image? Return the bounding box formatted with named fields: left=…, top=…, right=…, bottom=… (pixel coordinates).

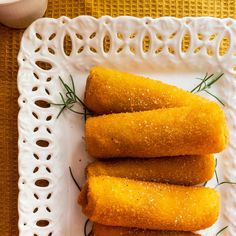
left=17, top=16, right=236, bottom=236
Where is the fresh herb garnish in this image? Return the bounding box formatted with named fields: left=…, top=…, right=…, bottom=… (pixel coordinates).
left=84, top=219, right=92, bottom=236
left=213, top=159, right=236, bottom=187
left=69, top=168, right=92, bottom=235
left=215, top=158, right=219, bottom=185
left=215, top=181, right=236, bottom=188
left=69, top=167, right=81, bottom=191
left=52, top=76, right=92, bottom=119
left=216, top=226, right=228, bottom=236
left=191, top=73, right=224, bottom=105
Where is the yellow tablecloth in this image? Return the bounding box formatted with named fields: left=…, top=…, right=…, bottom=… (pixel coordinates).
left=0, top=0, right=235, bottom=234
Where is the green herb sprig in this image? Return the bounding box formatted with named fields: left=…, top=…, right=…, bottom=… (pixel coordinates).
left=203, top=157, right=218, bottom=187
left=69, top=167, right=81, bottom=191
left=215, top=158, right=219, bottom=185
left=84, top=219, right=92, bottom=236
left=69, top=167, right=92, bottom=235
left=191, top=73, right=224, bottom=105
left=216, top=226, right=228, bottom=236
left=52, top=76, right=93, bottom=119
left=203, top=157, right=236, bottom=189
left=216, top=181, right=236, bottom=188
left=213, top=158, right=236, bottom=187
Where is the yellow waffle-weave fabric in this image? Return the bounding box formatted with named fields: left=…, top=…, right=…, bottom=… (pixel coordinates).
left=1, top=0, right=236, bottom=235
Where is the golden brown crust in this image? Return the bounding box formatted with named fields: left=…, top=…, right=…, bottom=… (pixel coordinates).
left=84, top=67, right=207, bottom=114
left=86, top=154, right=215, bottom=186
left=79, top=176, right=220, bottom=231
left=85, top=103, right=228, bottom=158
left=92, top=224, right=201, bottom=236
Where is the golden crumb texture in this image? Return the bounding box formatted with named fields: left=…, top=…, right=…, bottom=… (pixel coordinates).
left=84, top=67, right=207, bottom=114
left=85, top=103, right=228, bottom=158
left=78, top=176, right=220, bottom=231
left=92, top=224, right=201, bottom=236
left=86, top=154, right=215, bottom=186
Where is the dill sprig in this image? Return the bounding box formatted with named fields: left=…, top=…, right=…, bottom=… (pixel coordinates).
left=69, top=167, right=81, bottom=191
left=191, top=73, right=224, bottom=105
left=84, top=219, right=92, bottom=236
left=216, top=226, right=228, bottom=236
left=52, top=75, right=93, bottom=119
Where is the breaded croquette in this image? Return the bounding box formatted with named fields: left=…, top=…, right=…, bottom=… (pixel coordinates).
left=79, top=176, right=219, bottom=231
left=86, top=154, right=215, bottom=186
left=85, top=67, right=208, bottom=114
left=85, top=103, right=228, bottom=158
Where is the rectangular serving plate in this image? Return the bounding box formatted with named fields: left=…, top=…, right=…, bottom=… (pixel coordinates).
left=17, top=16, right=236, bottom=236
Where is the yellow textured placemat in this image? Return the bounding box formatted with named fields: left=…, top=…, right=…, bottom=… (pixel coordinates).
left=1, top=0, right=236, bottom=235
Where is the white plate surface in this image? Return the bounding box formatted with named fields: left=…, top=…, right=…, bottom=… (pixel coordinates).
left=17, top=16, right=236, bottom=236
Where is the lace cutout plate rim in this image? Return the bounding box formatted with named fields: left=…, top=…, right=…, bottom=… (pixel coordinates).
left=17, top=16, right=236, bottom=236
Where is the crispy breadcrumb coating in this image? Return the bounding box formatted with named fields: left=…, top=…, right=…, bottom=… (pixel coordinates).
left=84, top=67, right=208, bottom=114
left=79, top=176, right=219, bottom=231
left=86, top=154, right=215, bottom=186
left=85, top=103, right=228, bottom=158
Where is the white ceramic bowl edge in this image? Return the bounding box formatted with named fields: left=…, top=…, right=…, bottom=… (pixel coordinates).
left=0, top=0, right=48, bottom=28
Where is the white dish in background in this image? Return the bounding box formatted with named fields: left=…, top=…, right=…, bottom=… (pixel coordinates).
left=17, top=16, right=236, bottom=236
left=0, top=0, right=48, bottom=28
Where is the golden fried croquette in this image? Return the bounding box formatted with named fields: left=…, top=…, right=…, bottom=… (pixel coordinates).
left=86, top=154, right=215, bottom=186
left=79, top=176, right=219, bottom=231
left=84, top=67, right=207, bottom=114
left=85, top=103, right=228, bottom=158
